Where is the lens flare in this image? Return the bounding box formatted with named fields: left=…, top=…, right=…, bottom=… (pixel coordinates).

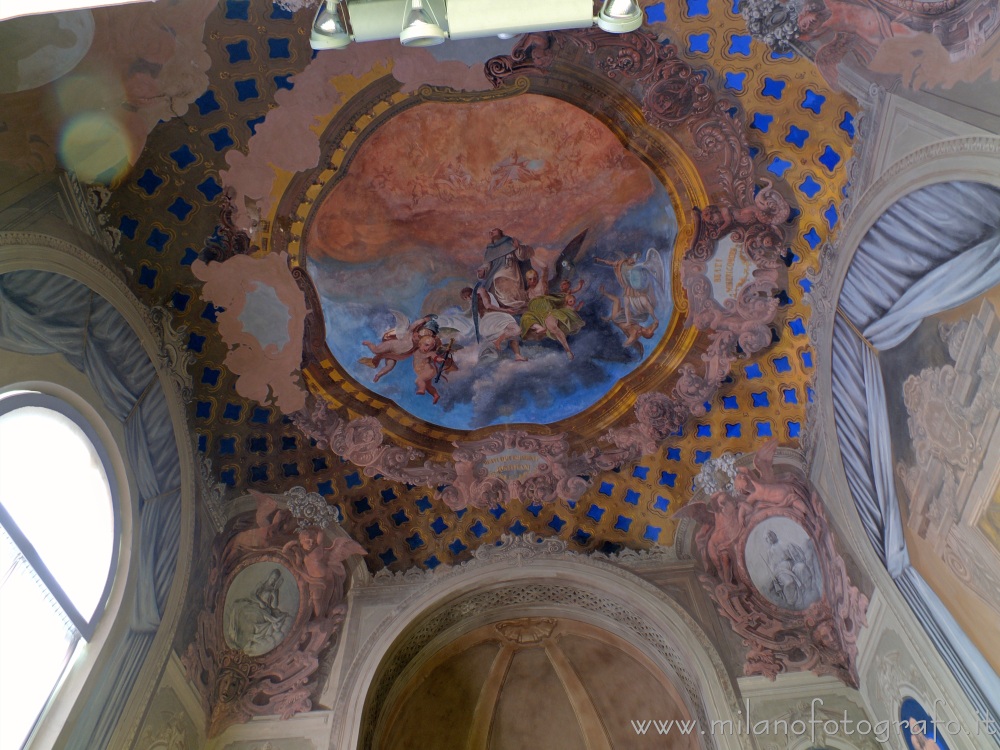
left=58, top=112, right=132, bottom=184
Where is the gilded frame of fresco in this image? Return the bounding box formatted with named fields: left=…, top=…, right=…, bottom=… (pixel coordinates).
left=273, top=29, right=796, bottom=509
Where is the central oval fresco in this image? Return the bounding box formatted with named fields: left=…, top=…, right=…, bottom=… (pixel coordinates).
left=302, top=94, right=679, bottom=431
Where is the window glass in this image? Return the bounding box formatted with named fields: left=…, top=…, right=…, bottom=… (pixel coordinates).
left=0, top=526, right=80, bottom=750
left=0, top=394, right=117, bottom=749
left=0, top=404, right=114, bottom=620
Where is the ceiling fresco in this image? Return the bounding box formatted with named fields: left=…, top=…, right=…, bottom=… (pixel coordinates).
left=301, top=94, right=679, bottom=429
left=0, top=0, right=869, bottom=573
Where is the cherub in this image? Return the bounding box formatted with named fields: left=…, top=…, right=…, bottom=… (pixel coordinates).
left=596, top=249, right=664, bottom=326
left=218, top=491, right=295, bottom=578
left=733, top=439, right=812, bottom=523
left=673, top=490, right=742, bottom=583
left=360, top=313, right=437, bottom=382
left=413, top=331, right=444, bottom=403
left=282, top=528, right=365, bottom=618
left=558, top=277, right=585, bottom=311
left=598, top=285, right=657, bottom=357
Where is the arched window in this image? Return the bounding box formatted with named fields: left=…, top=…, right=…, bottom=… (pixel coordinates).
left=0, top=391, right=119, bottom=749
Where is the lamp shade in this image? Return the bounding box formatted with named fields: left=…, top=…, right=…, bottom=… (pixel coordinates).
left=399, top=0, right=447, bottom=46
left=310, top=0, right=352, bottom=49
left=596, top=0, right=643, bottom=33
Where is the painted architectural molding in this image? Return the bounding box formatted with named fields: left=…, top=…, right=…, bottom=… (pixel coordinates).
left=326, top=538, right=753, bottom=749
left=353, top=566, right=747, bottom=750
left=147, top=304, right=195, bottom=401
left=895, top=299, right=1000, bottom=615
left=182, top=491, right=365, bottom=736
left=677, top=440, right=868, bottom=686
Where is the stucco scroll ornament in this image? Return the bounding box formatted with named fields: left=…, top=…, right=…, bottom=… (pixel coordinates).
left=148, top=304, right=195, bottom=401
left=667, top=186, right=789, bottom=418
left=284, top=485, right=340, bottom=530
left=290, top=396, right=454, bottom=489
left=472, top=531, right=569, bottom=564
left=438, top=430, right=589, bottom=511
left=898, top=364, right=984, bottom=490
left=182, top=490, right=365, bottom=736
left=675, top=440, right=868, bottom=686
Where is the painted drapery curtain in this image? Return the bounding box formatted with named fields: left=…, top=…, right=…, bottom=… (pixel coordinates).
left=831, top=180, right=1000, bottom=735
left=0, top=269, right=181, bottom=748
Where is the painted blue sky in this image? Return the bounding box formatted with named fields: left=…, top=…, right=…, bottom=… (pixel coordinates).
left=309, top=177, right=678, bottom=430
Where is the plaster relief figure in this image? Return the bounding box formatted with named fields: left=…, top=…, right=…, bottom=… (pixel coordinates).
left=283, top=528, right=365, bottom=619
left=734, top=438, right=812, bottom=521
left=218, top=492, right=295, bottom=578
left=674, top=442, right=867, bottom=685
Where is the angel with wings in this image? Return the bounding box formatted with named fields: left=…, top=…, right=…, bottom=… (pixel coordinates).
left=733, top=438, right=812, bottom=521
left=673, top=489, right=743, bottom=584
left=597, top=248, right=666, bottom=357
left=359, top=312, right=438, bottom=382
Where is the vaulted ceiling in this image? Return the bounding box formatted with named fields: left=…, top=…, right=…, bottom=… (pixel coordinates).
left=1, top=0, right=992, bottom=578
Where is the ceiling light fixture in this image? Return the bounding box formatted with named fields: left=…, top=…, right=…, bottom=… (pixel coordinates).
left=399, top=0, right=447, bottom=47
left=310, top=0, right=353, bottom=49
left=309, top=0, right=643, bottom=52
left=595, top=0, right=643, bottom=33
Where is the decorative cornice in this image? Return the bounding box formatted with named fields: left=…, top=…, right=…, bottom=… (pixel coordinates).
left=366, top=532, right=683, bottom=587
left=148, top=305, right=195, bottom=402
left=840, top=83, right=886, bottom=223
left=199, top=456, right=228, bottom=534
left=588, top=543, right=679, bottom=567
left=368, top=532, right=568, bottom=586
